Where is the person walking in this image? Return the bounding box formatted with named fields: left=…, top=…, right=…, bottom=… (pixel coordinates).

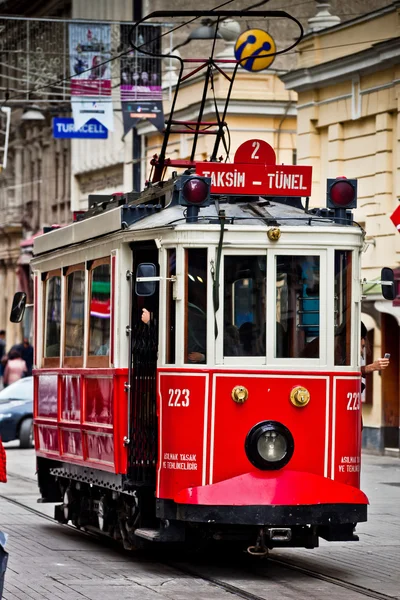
left=3, top=350, right=27, bottom=387
left=10, top=338, right=33, bottom=376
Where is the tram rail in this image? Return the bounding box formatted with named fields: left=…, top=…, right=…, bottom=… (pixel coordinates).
left=0, top=474, right=396, bottom=600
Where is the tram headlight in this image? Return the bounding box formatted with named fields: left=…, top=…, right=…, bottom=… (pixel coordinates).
left=245, top=421, right=294, bottom=470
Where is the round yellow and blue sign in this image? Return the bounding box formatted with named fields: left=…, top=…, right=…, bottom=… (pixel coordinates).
left=234, top=29, right=276, bottom=72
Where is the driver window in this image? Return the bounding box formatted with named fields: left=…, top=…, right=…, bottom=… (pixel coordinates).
left=223, top=255, right=266, bottom=357
left=276, top=255, right=320, bottom=358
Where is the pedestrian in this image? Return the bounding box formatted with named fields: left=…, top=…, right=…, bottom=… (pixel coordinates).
left=10, top=337, right=33, bottom=376
left=360, top=322, right=389, bottom=384
left=0, top=436, right=8, bottom=598
left=3, top=350, right=27, bottom=387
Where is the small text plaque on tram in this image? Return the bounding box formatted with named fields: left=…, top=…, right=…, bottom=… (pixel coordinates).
left=195, top=139, right=312, bottom=197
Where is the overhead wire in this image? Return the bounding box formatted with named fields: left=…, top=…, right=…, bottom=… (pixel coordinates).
left=0, top=6, right=395, bottom=104
left=0, top=0, right=243, bottom=107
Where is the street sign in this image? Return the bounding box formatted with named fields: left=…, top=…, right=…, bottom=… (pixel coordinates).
left=196, top=139, right=312, bottom=196
left=390, top=205, right=400, bottom=232
left=52, top=117, right=108, bottom=139
left=234, top=139, right=276, bottom=165
left=234, top=29, right=276, bottom=72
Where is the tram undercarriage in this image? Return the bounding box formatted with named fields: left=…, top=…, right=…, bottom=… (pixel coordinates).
left=38, top=458, right=364, bottom=552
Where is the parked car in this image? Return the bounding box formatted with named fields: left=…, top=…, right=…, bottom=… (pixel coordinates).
left=0, top=377, right=33, bottom=448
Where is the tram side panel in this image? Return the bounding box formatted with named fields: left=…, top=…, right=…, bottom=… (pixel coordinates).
left=332, top=376, right=362, bottom=488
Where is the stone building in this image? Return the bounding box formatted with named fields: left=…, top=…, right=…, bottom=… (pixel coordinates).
left=281, top=1, right=400, bottom=455
left=0, top=0, right=72, bottom=346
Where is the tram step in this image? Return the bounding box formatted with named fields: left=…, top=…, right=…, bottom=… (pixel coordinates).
left=134, top=525, right=185, bottom=543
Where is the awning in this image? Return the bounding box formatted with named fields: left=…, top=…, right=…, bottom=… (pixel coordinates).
left=374, top=300, right=400, bottom=327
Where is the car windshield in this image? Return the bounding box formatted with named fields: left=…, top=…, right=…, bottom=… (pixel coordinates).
left=0, top=377, right=33, bottom=403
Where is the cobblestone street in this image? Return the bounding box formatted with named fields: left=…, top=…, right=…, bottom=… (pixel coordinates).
left=1, top=445, right=399, bottom=600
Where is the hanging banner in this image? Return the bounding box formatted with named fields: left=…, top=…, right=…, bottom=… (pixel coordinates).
left=69, top=23, right=112, bottom=96
left=122, top=100, right=164, bottom=134
left=120, top=24, right=164, bottom=136
left=69, top=23, right=114, bottom=130
left=71, top=98, right=114, bottom=131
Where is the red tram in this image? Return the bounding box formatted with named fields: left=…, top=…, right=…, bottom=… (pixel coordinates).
left=10, top=8, right=396, bottom=553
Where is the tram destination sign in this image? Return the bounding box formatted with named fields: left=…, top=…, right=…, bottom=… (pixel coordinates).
left=196, top=162, right=312, bottom=196
left=195, top=139, right=312, bottom=197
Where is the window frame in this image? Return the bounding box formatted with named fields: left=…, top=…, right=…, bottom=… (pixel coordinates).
left=42, top=269, right=62, bottom=368
left=183, top=247, right=208, bottom=366
left=63, top=263, right=86, bottom=368
left=217, top=249, right=267, bottom=366
left=87, top=257, right=111, bottom=368
left=268, top=249, right=327, bottom=367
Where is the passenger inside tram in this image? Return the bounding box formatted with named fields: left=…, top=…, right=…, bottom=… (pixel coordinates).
left=223, top=255, right=266, bottom=358
left=276, top=255, right=320, bottom=359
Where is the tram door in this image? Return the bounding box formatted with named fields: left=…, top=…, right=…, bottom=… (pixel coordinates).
left=128, top=244, right=159, bottom=485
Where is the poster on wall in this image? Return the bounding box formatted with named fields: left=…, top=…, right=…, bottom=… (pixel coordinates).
left=120, top=24, right=164, bottom=135
left=69, top=23, right=114, bottom=131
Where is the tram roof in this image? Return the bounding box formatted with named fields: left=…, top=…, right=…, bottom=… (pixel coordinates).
left=33, top=195, right=361, bottom=256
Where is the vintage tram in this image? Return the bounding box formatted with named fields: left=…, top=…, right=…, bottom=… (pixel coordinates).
left=17, top=165, right=386, bottom=552
left=10, top=8, right=395, bottom=553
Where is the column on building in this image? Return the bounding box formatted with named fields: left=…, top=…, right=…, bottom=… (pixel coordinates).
left=296, top=91, right=321, bottom=204
left=327, top=122, right=343, bottom=177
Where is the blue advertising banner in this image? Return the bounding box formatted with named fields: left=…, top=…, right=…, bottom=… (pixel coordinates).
left=53, top=117, right=108, bottom=139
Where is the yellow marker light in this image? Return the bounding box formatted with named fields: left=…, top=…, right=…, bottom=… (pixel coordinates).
left=267, top=227, right=281, bottom=241
left=290, top=386, right=310, bottom=407
left=231, top=385, right=249, bottom=404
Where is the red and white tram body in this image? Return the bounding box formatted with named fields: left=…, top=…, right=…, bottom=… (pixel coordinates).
left=28, top=169, right=369, bottom=551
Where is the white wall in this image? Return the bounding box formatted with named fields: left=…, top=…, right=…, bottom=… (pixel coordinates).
left=70, top=0, right=134, bottom=211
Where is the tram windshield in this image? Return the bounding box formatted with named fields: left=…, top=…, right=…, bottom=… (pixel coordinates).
left=224, top=255, right=266, bottom=357
left=276, top=255, right=320, bottom=359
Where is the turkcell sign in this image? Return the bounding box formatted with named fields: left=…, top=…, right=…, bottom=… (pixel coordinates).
left=195, top=162, right=312, bottom=196
left=53, top=118, right=108, bottom=139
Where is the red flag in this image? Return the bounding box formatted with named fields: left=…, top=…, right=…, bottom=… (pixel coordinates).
left=390, top=205, right=400, bottom=232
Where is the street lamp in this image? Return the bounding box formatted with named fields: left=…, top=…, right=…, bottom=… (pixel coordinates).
left=21, top=105, right=45, bottom=121
left=172, top=19, right=222, bottom=52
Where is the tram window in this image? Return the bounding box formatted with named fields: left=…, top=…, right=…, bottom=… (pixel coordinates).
left=185, top=249, right=207, bottom=363
left=44, top=272, right=61, bottom=360
left=223, top=255, right=266, bottom=357
left=88, top=262, right=111, bottom=358
left=334, top=250, right=352, bottom=366
left=166, top=249, right=176, bottom=364
left=276, top=255, right=320, bottom=359
left=65, top=267, right=85, bottom=359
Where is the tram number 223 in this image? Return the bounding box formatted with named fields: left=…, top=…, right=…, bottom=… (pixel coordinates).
left=347, top=392, right=361, bottom=411
left=168, top=388, right=190, bottom=407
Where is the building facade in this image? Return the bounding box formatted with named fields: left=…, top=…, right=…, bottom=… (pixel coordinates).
left=281, top=1, right=400, bottom=455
